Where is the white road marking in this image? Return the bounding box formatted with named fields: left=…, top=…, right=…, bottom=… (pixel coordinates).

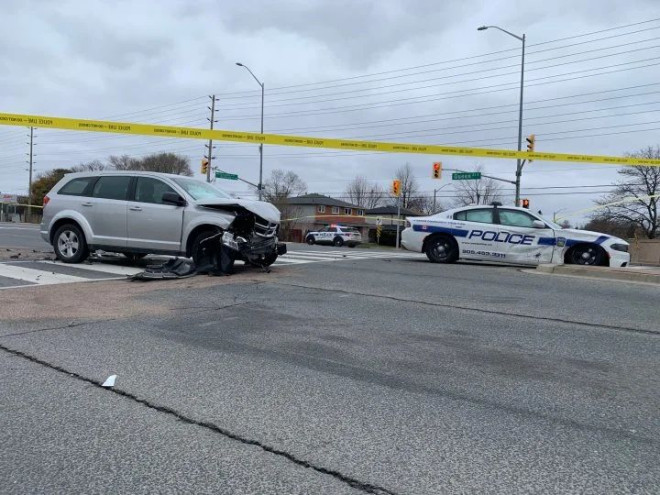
left=0, top=264, right=87, bottom=285
left=38, top=260, right=144, bottom=276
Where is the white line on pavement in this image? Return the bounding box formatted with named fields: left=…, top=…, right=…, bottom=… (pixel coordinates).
left=0, top=264, right=87, bottom=285
left=38, top=261, right=144, bottom=276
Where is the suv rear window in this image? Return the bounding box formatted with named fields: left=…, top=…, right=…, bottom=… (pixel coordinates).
left=92, top=176, right=131, bottom=200
left=58, top=177, right=95, bottom=196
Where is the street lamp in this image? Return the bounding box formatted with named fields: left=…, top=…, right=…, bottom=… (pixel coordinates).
left=236, top=62, right=265, bottom=201
left=478, top=25, right=526, bottom=206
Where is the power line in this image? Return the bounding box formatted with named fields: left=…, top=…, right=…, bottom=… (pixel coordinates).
left=220, top=59, right=660, bottom=121
left=213, top=17, right=660, bottom=98
left=217, top=38, right=660, bottom=110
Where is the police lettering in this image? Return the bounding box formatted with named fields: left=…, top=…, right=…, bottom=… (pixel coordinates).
left=469, top=230, right=534, bottom=245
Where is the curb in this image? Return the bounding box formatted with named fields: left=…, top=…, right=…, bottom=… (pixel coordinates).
left=536, top=264, right=660, bottom=285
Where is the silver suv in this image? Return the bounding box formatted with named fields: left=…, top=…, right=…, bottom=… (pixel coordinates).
left=40, top=171, right=284, bottom=266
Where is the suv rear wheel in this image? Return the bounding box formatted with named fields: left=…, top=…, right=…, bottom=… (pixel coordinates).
left=53, top=224, right=89, bottom=263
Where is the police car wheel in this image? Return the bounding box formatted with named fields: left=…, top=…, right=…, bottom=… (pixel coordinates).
left=306, top=236, right=315, bottom=245
left=425, top=235, right=458, bottom=264
left=568, top=244, right=605, bottom=266
left=333, top=237, right=344, bottom=247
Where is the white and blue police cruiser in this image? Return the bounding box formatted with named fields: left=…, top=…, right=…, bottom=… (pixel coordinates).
left=401, top=203, right=630, bottom=267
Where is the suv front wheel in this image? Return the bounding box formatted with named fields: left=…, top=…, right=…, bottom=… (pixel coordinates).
left=53, top=224, right=89, bottom=263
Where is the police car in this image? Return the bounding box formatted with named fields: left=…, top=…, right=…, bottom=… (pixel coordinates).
left=401, top=203, right=630, bottom=267
left=305, top=225, right=362, bottom=247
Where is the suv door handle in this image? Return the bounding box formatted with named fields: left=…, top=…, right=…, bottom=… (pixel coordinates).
left=129, top=206, right=142, bottom=211
left=81, top=202, right=93, bottom=207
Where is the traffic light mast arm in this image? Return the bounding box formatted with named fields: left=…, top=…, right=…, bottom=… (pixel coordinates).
left=445, top=168, right=516, bottom=185
left=215, top=167, right=260, bottom=189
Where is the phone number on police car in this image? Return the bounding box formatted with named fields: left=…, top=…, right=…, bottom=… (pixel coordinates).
left=462, top=249, right=506, bottom=258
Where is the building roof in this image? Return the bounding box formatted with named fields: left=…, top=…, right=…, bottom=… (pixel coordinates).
left=285, top=193, right=358, bottom=208
left=366, top=205, right=422, bottom=216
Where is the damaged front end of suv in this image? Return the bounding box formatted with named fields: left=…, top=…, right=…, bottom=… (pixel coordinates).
left=193, top=201, right=287, bottom=274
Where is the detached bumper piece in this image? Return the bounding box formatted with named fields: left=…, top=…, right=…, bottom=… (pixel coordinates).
left=129, top=232, right=283, bottom=281
left=129, top=258, right=197, bottom=280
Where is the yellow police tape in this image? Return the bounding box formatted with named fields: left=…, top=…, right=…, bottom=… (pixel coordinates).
left=2, top=112, right=660, bottom=167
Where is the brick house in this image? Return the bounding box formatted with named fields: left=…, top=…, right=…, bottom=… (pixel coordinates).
left=281, top=194, right=368, bottom=243
left=365, top=205, right=423, bottom=244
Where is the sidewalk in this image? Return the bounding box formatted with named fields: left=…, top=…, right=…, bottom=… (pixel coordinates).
left=536, top=263, right=660, bottom=285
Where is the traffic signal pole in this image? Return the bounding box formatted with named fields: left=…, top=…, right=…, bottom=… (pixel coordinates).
left=205, top=95, right=218, bottom=182
left=396, top=194, right=401, bottom=250
left=514, top=34, right=526, bottom=206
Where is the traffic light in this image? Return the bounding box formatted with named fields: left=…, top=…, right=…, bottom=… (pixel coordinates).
left=432, top=162, right=442, bottom=179
left=522, top=198, right=530, bottom=209
left=392, top=179, right=401, bottom=197
left=526, top=134, right=535, bottom=162
left=201, top=158, right=209, bottom=175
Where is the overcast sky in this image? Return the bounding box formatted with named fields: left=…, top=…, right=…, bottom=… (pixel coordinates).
left=1, top=0, right=659, bottom=223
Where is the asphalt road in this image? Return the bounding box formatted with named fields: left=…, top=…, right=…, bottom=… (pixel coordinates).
left=0, top=223, right=51, bottom=251
left=1, top=239, right=659, bottom=494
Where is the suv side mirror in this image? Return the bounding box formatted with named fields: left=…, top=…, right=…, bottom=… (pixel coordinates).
left=162, top=191, right=186, bottom=206
left=532, top=220, right=546, bottom=229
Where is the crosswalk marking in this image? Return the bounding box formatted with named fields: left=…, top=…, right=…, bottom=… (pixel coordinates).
left=0, top=264, right=87, bottom=285
left=39, top=260, right=144, bottom=276
left=0, top=248, right=423, bottom=289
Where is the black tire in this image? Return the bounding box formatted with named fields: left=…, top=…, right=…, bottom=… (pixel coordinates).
left=262, top=252, right=278, bottom=266
left=121, top=253, right=147, bottom=262
left=425, top=235, right=458, bottom=264
left=53, top=223, right=89, bottom=263
left=306, top=236, right=315, bottom=245
left=333, top=236, right=344, bottom=247
left=567, top=244, right=606, bottom=266
left=191, top=229, right=221, bottom=267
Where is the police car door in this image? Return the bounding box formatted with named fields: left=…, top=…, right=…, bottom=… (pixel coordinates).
left=457, top=208, right=506, bottom=261
left=496, top=209, right=555, bottom=264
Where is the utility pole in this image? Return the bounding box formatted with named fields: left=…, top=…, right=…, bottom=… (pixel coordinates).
left=205, top=95, right=218, bottom=183
left=26, top=126, right=35, bottom=221
left=395, top=194, right=401, bottom=250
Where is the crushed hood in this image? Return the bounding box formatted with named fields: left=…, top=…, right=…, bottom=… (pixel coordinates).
left=196, top=198, right=281, bottom=223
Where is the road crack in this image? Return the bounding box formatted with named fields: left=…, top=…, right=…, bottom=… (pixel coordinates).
left=0, top=319, right=117, bottom=338
left=0, top=343, right=399, bottom=495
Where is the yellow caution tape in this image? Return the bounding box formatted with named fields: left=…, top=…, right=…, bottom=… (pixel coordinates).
left=2, top=112, right=660, bottom=167
left=281, top=214, right=406, bottom=223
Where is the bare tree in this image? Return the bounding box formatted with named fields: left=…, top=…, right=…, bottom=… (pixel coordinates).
left=108, top=154, right=140, bottom=170
left=394, top=163, right=419, bottom=209
left=593, top=146, right=659, bottom=239
left=108, top=153, right=192, bottom=176
left=260, top=170, right=308, bottom=241
left=71, top=160, right=107, bottom=172
left=344, top=176, right=384, bottom=209
left=261, top=169, right=307, bottom=203
left=408, top=194, right=440, bottom=215
left=453, top=166, right=502, bottom=206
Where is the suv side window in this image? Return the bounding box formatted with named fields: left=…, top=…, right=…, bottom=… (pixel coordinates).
left=92, top=176, right=131, bottom=201
left=134, top=177, right=176, bottom=204
left=58, top=177, right=96, bottom=196
left=499, top=209, right=537, bottom=228
left=461, top=209, right=494, bottom=224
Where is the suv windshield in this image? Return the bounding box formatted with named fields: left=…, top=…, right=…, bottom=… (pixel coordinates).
left=172, top=178, right=232, bottom=201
